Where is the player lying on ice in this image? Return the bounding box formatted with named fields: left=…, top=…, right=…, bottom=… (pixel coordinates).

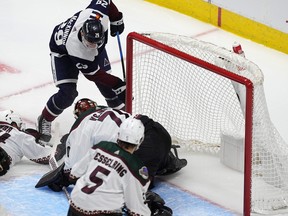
left=36, top=116, right=174, bottom=215
left=66, top=117, right=172, bottom=216
left=0, top=110, right=65, bottom=176
left=55, top=98, right=187, bottom=189
left=36, top=98, right=188, bottom=215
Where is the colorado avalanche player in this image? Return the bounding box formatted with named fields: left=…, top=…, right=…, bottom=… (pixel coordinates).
left=37, top=0, right=126, bottom=144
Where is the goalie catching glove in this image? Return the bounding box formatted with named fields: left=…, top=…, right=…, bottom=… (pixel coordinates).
left=0, top=147, right=10, bottom=176
left=145, top=191, right=173, bottom=216
left=110, top=12, right=124, bottom=37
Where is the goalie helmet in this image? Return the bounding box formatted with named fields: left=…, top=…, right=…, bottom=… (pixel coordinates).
left=118, top=117, right=145, bottom=146
left=74, top=98, right=97, bottom=119
left=0, top=110, right=23, bottom=130
left=81, top=19, right=105, bottom=45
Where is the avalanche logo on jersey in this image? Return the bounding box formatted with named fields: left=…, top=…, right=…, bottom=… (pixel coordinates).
left=139, top=166, right=149, bottom=180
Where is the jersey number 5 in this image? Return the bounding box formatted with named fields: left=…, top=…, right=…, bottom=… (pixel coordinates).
left=81, top=166, right=110, bottom=194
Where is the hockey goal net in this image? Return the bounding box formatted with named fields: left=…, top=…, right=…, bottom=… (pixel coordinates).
left=125, top=32, right=288, bottom=215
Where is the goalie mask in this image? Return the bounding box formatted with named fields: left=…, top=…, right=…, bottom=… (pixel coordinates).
left=74, top=98, right=97, bottom=119
left=118, top=117, right=145, bottom=147
left=0, top=110, right=24, bottom=130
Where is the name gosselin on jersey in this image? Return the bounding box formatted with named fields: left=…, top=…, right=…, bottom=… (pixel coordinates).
left=94, top=152, right=127, bottom=177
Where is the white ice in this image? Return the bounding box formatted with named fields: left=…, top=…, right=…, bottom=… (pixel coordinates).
left=0, top=0, right=287, bottom=215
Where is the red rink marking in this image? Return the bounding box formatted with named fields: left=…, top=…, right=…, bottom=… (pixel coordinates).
left=0, top=63, right=20, bottom=73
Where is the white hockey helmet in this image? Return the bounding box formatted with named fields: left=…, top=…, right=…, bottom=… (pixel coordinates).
left=118, top=117, right=145, bottom=146
left=0, top=110, right=23, bottom=129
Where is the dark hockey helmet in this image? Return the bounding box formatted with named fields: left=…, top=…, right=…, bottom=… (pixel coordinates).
left=74, top=98, right=97, bottom=119
left=81, top=19, right=105, bottom=44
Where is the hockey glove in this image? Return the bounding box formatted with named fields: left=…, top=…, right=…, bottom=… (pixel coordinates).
left=145, top=191, right=165, bottom=212
left=152, top=206, right=173, bottom=216
left=54, top=142, right=66, bottom=161
left=0, top=147, right=10, bottom=176
left=60, top=133, right=69, bottom=145
left=24, top=128, right=42, bottom=144
left=110, top=12, right=124, bottom=37
left=47, top=164, right=71, bottom=192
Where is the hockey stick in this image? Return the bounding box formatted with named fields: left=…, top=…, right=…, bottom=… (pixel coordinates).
left=49, top=154, right=71, bottom=201
left=48, top=122, right=71, bottom=201
left=116, top=32, right=126, bottom=80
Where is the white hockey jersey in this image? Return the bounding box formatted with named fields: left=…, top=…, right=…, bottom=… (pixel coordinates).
left=64, top=107, right=130, bottom=171
left=0, top=123, right=52, bottom=166
left=70, top=141, right=151, bottom=216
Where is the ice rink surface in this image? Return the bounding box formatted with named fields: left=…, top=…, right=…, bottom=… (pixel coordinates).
left=0, top=0, right=287, bottom=215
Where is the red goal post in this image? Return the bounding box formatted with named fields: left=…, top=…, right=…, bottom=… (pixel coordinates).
left=125, top=32, right=288, bottom=215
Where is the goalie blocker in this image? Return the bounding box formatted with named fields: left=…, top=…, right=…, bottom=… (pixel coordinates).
left=35, top=162, right=65, bottom=188
left=35, top=162, right=73, bottom=191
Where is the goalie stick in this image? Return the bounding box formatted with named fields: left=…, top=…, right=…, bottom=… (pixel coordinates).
left=49, top=122, right=71, bottom=201
left=49, top=152, right=71, bottom=201
left=36, top=122, right=71, bottom=201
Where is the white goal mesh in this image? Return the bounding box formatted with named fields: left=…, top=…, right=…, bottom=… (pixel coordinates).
left=126, top=32, right=288, bottom=215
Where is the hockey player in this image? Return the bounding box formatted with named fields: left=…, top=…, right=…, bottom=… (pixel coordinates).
left=37, top=0, right=126, bottom=144
left=67, top=99, right=187, bottom=187
left=67, top=117, right=172, bottom=216
left=0, top=110, right=65, bottom=176
left=37, top=98, right=186, bottom=192
left=63, top=99, right=130, bottom=176
left=134, top=114, right=187, bottom=188
left=67, top=117, right=151, bottom=215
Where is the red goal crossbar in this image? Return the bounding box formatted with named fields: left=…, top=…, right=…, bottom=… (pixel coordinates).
left=126, top=32, right=254, bottom=215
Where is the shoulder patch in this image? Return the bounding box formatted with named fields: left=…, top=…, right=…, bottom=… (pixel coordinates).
left=139, top=166, right=149, bottom=180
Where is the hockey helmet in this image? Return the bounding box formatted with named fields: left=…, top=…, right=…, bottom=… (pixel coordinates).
left=81, top=19, right=105, bottom=44
left=74, top=98, right=97, bottom=119
left=118, top=117, right=145, bottom=146
left=0, top=110, right=23, bottom=129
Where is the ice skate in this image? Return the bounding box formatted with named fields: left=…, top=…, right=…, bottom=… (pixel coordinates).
left=157, top=145, right=188, bottom=175
left=37, top=115, right=52, bottom=144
